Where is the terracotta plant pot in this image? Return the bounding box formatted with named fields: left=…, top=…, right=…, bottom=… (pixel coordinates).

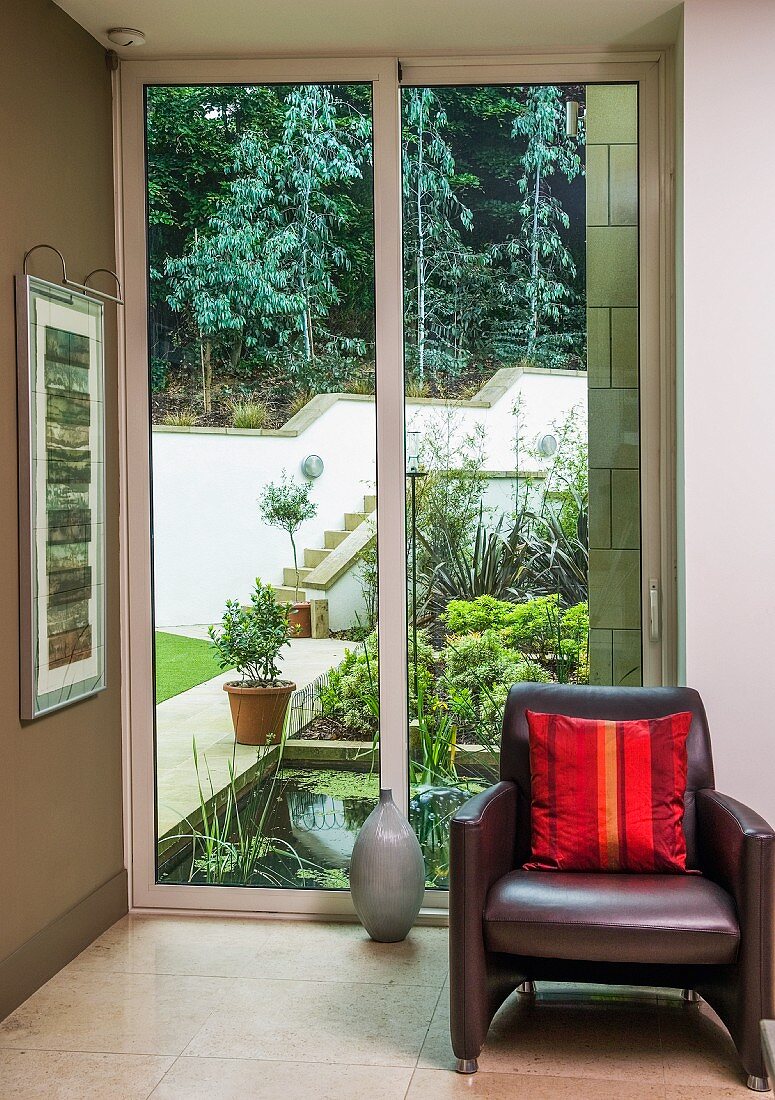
left=288, top=601, right=312, bottom=638
left=223, top=680, right=296, bottom=745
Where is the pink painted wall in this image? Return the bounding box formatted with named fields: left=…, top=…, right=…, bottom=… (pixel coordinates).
left=681, top=0, right=775, bottom=821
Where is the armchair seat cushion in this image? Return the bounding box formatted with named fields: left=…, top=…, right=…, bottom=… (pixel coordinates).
left=484, top=870, right=739, bottom=965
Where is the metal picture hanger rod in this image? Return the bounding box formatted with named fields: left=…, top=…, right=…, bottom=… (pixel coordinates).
left=22, top=244, right=124, bottom=306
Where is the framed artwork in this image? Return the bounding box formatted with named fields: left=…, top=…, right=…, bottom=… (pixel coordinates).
left=16, top=274, right=106, bottom=719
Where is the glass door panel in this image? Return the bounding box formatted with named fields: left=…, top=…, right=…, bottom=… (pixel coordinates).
left=145, top=82, right=380, bottom=889
left=400, top=82, right=642, bottom=887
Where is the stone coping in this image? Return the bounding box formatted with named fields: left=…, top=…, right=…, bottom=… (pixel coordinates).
left=152, top=364, right=588, bottom=438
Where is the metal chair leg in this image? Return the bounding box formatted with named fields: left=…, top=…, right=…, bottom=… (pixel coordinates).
left=455, top=1059, right=478, bottom=1074
left=681, top=988, right=701, bottom=1003
left=746, top=1075, right=770, bottom=1092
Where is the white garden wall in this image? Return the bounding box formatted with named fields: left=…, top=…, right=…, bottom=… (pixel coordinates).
left=152, top=366, right=586, bottom=628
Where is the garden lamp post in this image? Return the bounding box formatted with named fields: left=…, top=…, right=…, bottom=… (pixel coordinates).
left=406, top=431, right=426, bottom=698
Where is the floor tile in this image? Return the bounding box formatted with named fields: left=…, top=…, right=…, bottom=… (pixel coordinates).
left=149, top=1056, right=412, bottom=1099
left=659, top=1000, right=753, bottom=1091
left=255, top=919, right=449, bottom=986
left=0, top=1049, right=174, bottom=1098
left=420, top=985, right=663, bottom=1082
left=668, top=1088, right=769, bottom=1099
left=0, top=970, right=228, bottom=1056
left=407, top=1067, right=666, bottom=1098
left=184, top=976, right=441, bottom=1066
left=68, top=913, right=276, bottom=978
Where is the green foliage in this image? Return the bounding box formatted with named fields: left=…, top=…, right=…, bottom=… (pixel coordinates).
left=402, top=88, right=474, bottom=382
left=442, top=629, right=549, bottom=728
left=442, top=593, right=589, bottom=683
left=429, top=507, right=530, bottom=608
left=320, top=631, right=433, bottom=736
left=168, top=736, right=303, bottom=887
left=148, top=83, right=587, bottom=419
left=150, top=355, right=169, bottom=393
left=410, top=682, right=459, bottom=787
left=511, top=86, right=584, bottom=362
left=412, top=413, right=487, bottom=585
left=230, top=399, right=268, bottom=429
left=209, top=578, right=291, bottom=684
left=161, top=409, right=197, bottom=426
left=442, top=594, right=515, bottom=635
left=165, top=85, right=371, bottom=384
left=258, top=470, right=318, bottom=600
left=320, top=632, right=381, bottom=736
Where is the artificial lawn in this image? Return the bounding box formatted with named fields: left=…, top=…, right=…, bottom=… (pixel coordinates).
left=154, top=631, right=231, bottom=704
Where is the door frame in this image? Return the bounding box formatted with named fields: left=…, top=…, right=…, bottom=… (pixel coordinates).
left=116, top=51, right=675, bottom=916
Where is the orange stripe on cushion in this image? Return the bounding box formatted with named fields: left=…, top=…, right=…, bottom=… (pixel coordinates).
left=604, top=720, right=621, bottom=870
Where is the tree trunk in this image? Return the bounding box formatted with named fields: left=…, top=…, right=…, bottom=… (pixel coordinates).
left=528, top=158, right=543, bottom=356
left=229, top=333, right=243, bottom=371
left=290, top=533, right=300, bottom=603
left=201, top=337, right=213, bottom=415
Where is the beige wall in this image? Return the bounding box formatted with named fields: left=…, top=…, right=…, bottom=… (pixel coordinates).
left=680, top=0, right=775, bottom=823
left=0, top=0, right=126, bottom=1017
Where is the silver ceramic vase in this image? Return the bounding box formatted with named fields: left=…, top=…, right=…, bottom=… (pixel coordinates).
left=349, top=788, right=425, bottom=942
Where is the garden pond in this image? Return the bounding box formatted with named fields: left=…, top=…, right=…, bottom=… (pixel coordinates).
left=159, top=765, right=487, bottom=891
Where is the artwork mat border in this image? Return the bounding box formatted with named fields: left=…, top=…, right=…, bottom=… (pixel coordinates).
left=16, top=274, right=108, bottom=720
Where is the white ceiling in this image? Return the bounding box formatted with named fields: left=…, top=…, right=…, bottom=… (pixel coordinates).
left=52, top=0, right=683, bottom=58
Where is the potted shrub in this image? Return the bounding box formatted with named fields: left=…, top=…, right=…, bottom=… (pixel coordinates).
left=258, top=471, right=318, bottom=638
left=209, top=579, right=296, bottom=745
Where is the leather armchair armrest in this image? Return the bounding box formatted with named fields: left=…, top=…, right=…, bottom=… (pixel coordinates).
left=696, top=789, right=775, bottom=1072
left=449, top=781, right=519, bottom=1060
left=696, top=788, right=775, bottom=906
left=450, top=780, right=519, bottom=899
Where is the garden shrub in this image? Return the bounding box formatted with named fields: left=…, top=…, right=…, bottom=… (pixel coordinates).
left=442, top=594, right=589, bottom=683
left=442, top=594, right=515, bottom=635
left=320, top=631, right=434, bottom=736
left=441, top=630, right=549, bottom=727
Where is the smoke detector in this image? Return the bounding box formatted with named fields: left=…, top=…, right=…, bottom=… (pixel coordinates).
left=106, top=27, right=146, bottom=47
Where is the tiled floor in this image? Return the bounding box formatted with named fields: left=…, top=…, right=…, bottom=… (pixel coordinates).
left=0, top=915, right=767, bottom=1099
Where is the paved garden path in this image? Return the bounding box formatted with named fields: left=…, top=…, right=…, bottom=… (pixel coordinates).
left=155, top=635, right=350, bottom=840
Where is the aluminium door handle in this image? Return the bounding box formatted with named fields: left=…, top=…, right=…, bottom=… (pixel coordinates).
left=649, top=579, right=660, bottom=643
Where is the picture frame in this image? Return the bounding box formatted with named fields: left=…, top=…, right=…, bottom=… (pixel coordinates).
left=16, top=274, right=106, bottom=719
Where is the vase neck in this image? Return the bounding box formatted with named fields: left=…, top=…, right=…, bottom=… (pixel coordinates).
left=379, top=788, right=393, bottom=804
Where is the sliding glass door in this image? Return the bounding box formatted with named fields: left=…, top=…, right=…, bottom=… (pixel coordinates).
left=145, top=81, right=381, bottom=891
left=400, top=79, right=643, bottom=887
left=120, top=56, right=668, bottom=911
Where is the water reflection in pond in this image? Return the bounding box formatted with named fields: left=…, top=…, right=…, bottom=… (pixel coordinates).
left=160, top=765, right=485, bottom=890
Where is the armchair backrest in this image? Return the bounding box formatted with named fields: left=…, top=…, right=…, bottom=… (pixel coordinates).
left=500, top=683, right=715, bottom=867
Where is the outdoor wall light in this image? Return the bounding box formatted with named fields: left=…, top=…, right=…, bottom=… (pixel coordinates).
left=106, top=27, right=146, bottom=46
left=538, top=433, right=558, bottom=457
left=301, top=454, right=324, bottom=479
left=406, top=430, right=421, bottom=473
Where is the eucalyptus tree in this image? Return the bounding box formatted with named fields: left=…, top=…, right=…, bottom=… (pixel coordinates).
left=511, top=85, right=583, bottom=361
left=402, top=88, right=473, bottom=383
left=166, top=84, right=371, bottom=409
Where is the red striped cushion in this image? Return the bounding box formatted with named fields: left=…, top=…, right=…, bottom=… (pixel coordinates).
left=524, top=709, right=693, bottom=874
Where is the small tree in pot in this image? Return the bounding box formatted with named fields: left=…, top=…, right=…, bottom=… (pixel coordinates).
left=209, top=579, right=296, bottom=745
left=258, top=471, right=318, bottom=637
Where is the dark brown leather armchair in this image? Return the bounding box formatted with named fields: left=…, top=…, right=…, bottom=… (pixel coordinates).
left=449, top=684, right=775, bottom=1091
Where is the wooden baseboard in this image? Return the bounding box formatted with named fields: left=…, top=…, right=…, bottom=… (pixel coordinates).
left=0, top=868, right=128, bottom=1021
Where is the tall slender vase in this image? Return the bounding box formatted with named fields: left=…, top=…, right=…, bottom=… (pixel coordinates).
left=349, top=788, right=425, bottom=942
